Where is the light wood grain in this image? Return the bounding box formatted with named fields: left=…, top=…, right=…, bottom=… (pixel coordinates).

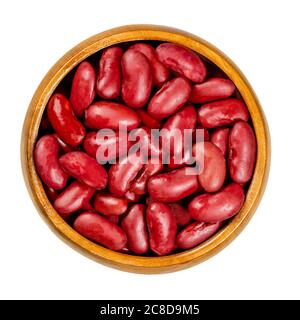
left=21, top=25, right=271, bottom=273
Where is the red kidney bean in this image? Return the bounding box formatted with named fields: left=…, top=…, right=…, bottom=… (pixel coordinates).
left=130, top=159, right=164, bottom=195
left=198, top=98, right=249, bottom=128
left=130, top=43, right=169, bottom=87
left=83, top=131, right=132, bottom=161
left=193, top=142, right=226, bottom=192
left=210, top=127, right=230, bottom=156
left=109, top=152, right=144, bottom=196
left=136, top=109, right=161, bottom=129
left=96, top=46, right=123, bottom=99
left=74, top=212, right=126, bottom=250
left=83, top=131, right=104, bottom=158
left=85, top=101, right=140, bottom=130
left=156, top=43, right=206, bottom=83
left=34, top=135, right=68, bottom=190
left=53, top=134, right=74, bottom=153
left=176, top=221, right=220, bottom=249
left=93, top=192, right=128, bottom=216
left=147, top=202, right=177, bottom=255
left=162, top=105, right=197, bottom=155
left=47, top=93, right=86, bottom=146
left=189, top=183, right=245, bottom=223
left=121, top=204, right=149, bottom=254
left=190, top=78, right=235, bottom=103
left=148, top=77, right=191, bottom=119
left=54, top=182, right=95, bottom=219
left=70, top=61, right=96, bottom=117
left=229, top=121, right=256, bottom=183
left=121, top=49, right=152, bottom=108
left=124, top=190, right=141, bottom=203
left=168, top=203, right=192, bottom=227
left=59, top=151, right=107, bottom=190
left=148, top=167, right=199, bottom=202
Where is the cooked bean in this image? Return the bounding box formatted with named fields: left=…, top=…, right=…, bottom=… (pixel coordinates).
left=121, top=204, right=149, bottom=254
left=198, top=98, right=249, bottom=128
left=74, top=212, right=127, bottom=250
left=156, top=43, right=206, bottom=82
left=147, top=202, right=177, bottom=255
left=229, top=121, right=256, bottom=183
left=189, top=183, right=245, bottom=223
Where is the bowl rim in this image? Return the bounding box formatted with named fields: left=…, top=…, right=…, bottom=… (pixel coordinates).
left=21, top=24, right=271, bottom=274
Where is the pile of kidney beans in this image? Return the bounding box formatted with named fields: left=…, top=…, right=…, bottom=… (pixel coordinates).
left=34, top=41, right=256, bottom=256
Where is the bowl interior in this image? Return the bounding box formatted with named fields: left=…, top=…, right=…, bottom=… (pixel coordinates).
left=21, top=25, right=270, bottom=273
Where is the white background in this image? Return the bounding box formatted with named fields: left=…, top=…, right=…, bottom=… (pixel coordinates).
left=0, top=0, right=299, bottom=300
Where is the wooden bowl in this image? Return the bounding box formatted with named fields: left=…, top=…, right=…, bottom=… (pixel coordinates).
left=21, top=25, right=270, bottom=273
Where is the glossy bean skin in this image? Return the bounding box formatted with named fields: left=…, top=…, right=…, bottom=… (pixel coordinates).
left=130, top=160, right=164, bottom=195
left=121, top=49, right=152, bottom=108
left=83, top=131, right=103, bottom=158
left=229, top=121, right=256, bottom=183
left=147, top=202, right=177, bottom=256
left=193, top=142, right=226, bottom=193
left=130, top=43, right=169, bottom=87
left=47, top=93, right=86, bottom=146
left=136, top=109, right=161, bottom=129
left=176, top=221, right=220, bottom=249
left=59, top=151, right=107, bottom=190
left=73, top=212, right=127, bottom=251
left=93, top=192, right=128, bottom=216
left=85, top=101, right=140, bottom=130
left=121, top=204, right=149, bottom=254
left=162, top=105, right=197, bottom=155
left=83, top=131, right=132, bottom=161
left=53, top=134, right=75, bottom=153
left=210, top=127, right=230, bottom=156
left=34, top=135, right=68, bottom=190
left=190, top=78, right=235, bottom=103
left=96, top=46, right=123, bottom=99
left=70, top=62, right=96, bottom=117
left=169, top=203, right=192, bottom=227
left=108, top=152, right=144, bottom=196
left=189, top=183, right=245, bottom=223
left=198, top=98, right=249, bottom=128
left=148, top=167, right=199, bottom=202
left=148, top=77, right=191, bottom=119
left=156, top=43, right=206, bottom=83
left=54, top=182, right=95, bottom=219
left=124, top=190, right=141, bottom=203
